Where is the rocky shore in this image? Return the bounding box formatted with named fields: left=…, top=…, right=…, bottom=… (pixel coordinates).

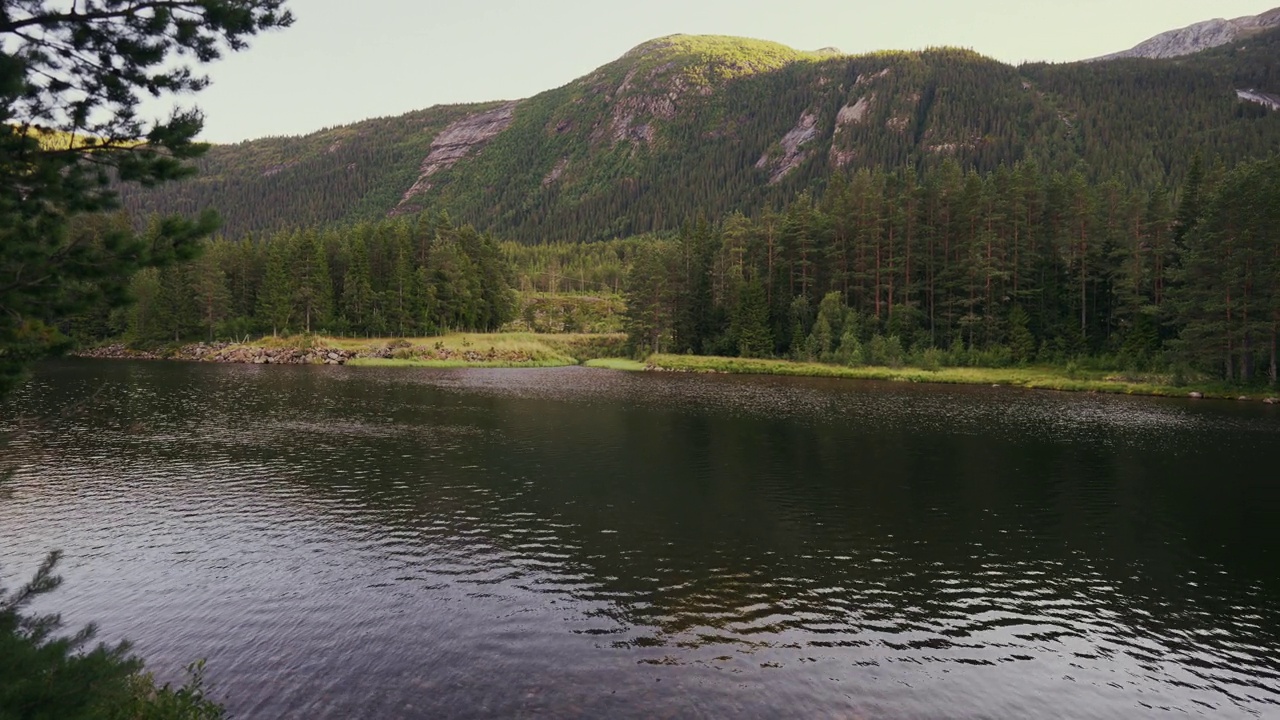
left=77, top=342, right=361, bottom=365
left=74, top=341, right=545, bottom=366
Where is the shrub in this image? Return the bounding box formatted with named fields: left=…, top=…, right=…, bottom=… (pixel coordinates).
left=1065, top=360, right=1081, bottom=380
left=868, top=334, right=905, bottom=368
left=918, top=346, right=943, bottom=372
left=833, top=331, right=864, bottom=367
left=1, top=552, right=226, bottom=719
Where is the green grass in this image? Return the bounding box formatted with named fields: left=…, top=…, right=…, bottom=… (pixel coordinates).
left=104, top=333, right=1280, bottom=401
left=584, top=358, right=647, bottom=371
left=347, top=357, right=574, bottom=369
left=221, top=332, right=626, bottom=367
left=644, top=354, right=1277, bottom=401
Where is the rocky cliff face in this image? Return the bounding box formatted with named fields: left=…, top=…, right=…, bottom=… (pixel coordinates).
left=757, top=110, right=820, bottom=184
left=1238, top=88, right=1280, bottom=111
left=393, top=101, right=519, bottom=214
left=1097, top=7, right=1280, bottom=60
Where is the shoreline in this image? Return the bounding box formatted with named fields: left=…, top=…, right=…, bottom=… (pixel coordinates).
left=637, top=354, right=1280, bottom=403
left=74, top=337, right=1279, bottom=403
left=75, top=333, right=624, bottom=369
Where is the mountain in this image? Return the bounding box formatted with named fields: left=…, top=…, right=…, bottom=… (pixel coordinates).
left=1097, top=6, right=1280, bottom=60
left=120, top=27, right=1280, bottom=244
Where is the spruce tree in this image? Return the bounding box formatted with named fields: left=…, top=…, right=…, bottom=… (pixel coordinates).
left=259, top=238, right=295, bottom=336
left=343, top=235, right=376, bottom=334
left=190, top=251, right=233, bottom=343
left=730, top=279, right=773, bottom=358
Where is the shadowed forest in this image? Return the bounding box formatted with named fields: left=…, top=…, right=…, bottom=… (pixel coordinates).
left=63, top=155, right=1280, bottom=387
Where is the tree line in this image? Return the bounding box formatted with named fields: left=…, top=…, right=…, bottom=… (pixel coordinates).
left=64, top=154, right=1280, bottom=387
left=621, top=157, right=1280, bottom=386
left=66, top=212, right=518, bottom=344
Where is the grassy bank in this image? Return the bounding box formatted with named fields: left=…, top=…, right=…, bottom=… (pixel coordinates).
left=331, top=333, right=575, bottom=368
left=642, top=354, right=1279, bottom=402
left=347, top=357, right=574, bottom=368
left=328, top=332, right=627, bottom=367
left=583, top=358, right=648, bottom=371
left=82, top=335, right=1278, bottom=402
left=90, top=332, right=629, bottom=368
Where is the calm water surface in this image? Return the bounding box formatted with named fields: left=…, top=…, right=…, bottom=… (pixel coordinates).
left=2, top=360, right=1279, bottom=719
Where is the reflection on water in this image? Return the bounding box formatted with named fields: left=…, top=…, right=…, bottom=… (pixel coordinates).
left=2, top=360, right=1279, bottom=719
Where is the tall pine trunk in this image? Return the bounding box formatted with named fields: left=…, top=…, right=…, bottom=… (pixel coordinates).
left=1225, top=286, right=1235, bottom=382
left=1270, top=319, right=1277, bottom=387
left=1080, top=229, right=1088, bottom=341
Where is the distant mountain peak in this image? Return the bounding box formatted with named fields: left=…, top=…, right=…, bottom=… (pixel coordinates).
left=1096, top=6, right=1280, bottom=60
left=610, top=34, right=826, bottom=84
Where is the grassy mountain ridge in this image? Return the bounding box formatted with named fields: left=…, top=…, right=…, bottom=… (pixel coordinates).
left=120, top=30, right=1280, bottom=243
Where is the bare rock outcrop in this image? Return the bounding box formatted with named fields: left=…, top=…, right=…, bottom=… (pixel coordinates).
left=855, top=68, right=891, bottom=86
left=756, top=110, right=819, bottom=185
left=829, top=97, right=873, bottom=168
left=1238, top=88, right=1280, bottom=111
left=834, top=95, right=873, bottom=133
left=1096, top=7, right=1280, bottom=60
left=75, top=343, right=359, bottom=365
left=586, top=66, right=686, bottom=148
left=393, top=101, right=519, bottom=213
left=542, top=158, right=570, bottom=187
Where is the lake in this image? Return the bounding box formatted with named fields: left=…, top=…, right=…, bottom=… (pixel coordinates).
left=2, top=360, right=1279, bottom=719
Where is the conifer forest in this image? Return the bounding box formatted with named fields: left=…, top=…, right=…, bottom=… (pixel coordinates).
left=68, top=155, right=1280, bottom=387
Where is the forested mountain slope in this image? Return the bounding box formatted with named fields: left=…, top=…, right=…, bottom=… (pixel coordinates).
left=121, top=28, right=1280, bottom=243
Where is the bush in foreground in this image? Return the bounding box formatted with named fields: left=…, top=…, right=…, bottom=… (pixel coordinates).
left=0, top=552, right=224, bottom=720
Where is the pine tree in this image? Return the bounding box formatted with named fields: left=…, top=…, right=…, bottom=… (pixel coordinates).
left=0, top=0, right=292, bottom=394
left=1007, top=305, right=1036, bottom=364
left=259, top=237, right=295, bottom=336
left=343, top=234, right=376, bottom=335
left=190, top=250, right=233, bottom=342
left=730, top=279, right=773, bottom=358
left=624, top=243, right=676, bottom=355
left=126, top=268, right=164, bottom=344
left=293, top=230, right=333, bottom=335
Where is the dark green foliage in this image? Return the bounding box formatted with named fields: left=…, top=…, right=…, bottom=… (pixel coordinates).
left=502, top=238, right=643, bottom=295
left=1172, top=156, right=1280, bottom=385
left=121, top=32, right=1280, bottom=248
left=117, top=212, right=517, bottom=343
left=1, top=0, right=291, bottom=393
left=118, top=102, right=499, bottom=240
left=1007, top=306, right=1036, bottom=364
left=0, top=552, right=225, bottom=720
left=616, top=158, right=1278, bottom=385
left=730, top=280, right=773, bottom=358
left=622, top=242, right=677, bottom=355
left=0, top=552, right=135, bottom=719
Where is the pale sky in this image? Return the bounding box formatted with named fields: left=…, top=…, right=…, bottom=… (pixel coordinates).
left=173, top=0, right=1278, bottom=142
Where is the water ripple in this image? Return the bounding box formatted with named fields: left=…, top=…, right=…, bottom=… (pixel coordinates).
left=2, top=360, right=1279, bottom=719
